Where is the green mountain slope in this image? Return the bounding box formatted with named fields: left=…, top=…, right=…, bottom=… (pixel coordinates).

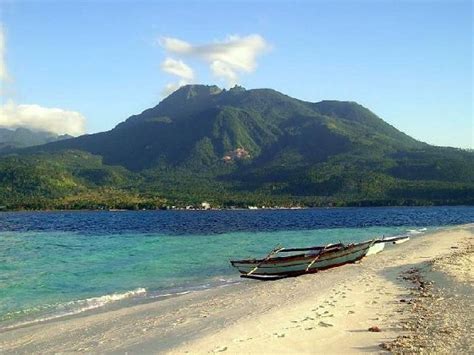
left=0, top=127, right=72, bottom=152
left=1, top=85, right=473, bottom=209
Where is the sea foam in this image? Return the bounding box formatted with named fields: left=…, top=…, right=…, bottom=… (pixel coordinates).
left=1, top=287, right=147, bottom=331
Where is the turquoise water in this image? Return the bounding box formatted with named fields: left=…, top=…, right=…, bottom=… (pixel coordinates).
left=2, top=206, right=473, bottom=329
left=1, top=225, right=430, bottom=329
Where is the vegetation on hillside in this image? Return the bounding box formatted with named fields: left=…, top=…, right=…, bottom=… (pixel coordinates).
left=1, top=85, right=473, bottom=210
left=0, top=127, right=71, bottom=153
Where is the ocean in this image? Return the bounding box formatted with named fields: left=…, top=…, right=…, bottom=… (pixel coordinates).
left=1, top=206, right=473, bottom=330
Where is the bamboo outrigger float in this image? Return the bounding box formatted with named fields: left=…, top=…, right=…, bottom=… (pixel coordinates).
left=367, top=235, right=411, bottom=256
left=230, top=239, right=375, bottom=280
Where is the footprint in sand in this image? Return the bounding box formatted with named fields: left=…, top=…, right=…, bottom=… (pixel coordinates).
left=319, top=321, right=334, bottom=327
left=233, top=337, right=252, bottom=343
left=213, top=346, right=228, bottom=352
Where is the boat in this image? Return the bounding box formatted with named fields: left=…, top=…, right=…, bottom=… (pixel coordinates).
left=366, top=235, right=411, bottom=255
left=366, top=241, right=385, bottom=256
left=379, top=235, right=410, bottom=244
left=392, top=236, right=410, bottom=244
left=230, top=239, right=375, bottom=280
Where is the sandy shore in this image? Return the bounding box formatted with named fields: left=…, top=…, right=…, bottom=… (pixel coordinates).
left=0, top=224, right=472, bottom=354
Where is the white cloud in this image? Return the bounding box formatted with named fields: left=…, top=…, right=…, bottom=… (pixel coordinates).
left=0, top=24, right=87, bottom=136
left=160, top=34, right=270, bottom=87
left=0, top=100, right=86, bottom=136
left=161, top=57, right=194, bottom=81
left=161, top=80, right=190, bottom=97
left=161, top=38, right=192, bottom=53
left=160, top=57, right=195, bottom=96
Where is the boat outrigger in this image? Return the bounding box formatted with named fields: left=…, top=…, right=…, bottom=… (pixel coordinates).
left=366, top=235, right=411, bottom=256
left=230, top=239, right=375, bottom=280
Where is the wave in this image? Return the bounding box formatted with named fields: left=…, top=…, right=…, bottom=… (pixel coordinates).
left=61, top=287, right=147, bottom=311
left=1, top=287, right=147, bottom=331
left=1, top=277, right=243, bottom=332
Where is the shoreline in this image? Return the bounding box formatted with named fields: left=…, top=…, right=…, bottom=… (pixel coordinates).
left=0, top=226, right=433, bottom=332
left=2, top=204, right=474, bottom=213
left=0, top=224, right=472, bottom=353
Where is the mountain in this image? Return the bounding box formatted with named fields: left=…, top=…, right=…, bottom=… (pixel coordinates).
left=1, top=85, right=473, bottom=209
left=0, top=127, right=72, bottom=152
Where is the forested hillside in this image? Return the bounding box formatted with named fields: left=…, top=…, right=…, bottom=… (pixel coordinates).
left=1, top=85, right=473, bottom=210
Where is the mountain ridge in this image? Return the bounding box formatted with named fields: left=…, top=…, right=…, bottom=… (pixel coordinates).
left=0, top=127, right=72, bottom=153
left=1, top=84, right=473, bottom=209
left=29, top=85, right=425, bottom=169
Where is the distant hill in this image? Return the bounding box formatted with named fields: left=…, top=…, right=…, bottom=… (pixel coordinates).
left=0, top=127, right=72, bottom=152
left=1, top=85, right=473, bottom=209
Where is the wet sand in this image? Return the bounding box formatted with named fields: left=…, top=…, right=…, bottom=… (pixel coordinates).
left=0, top=224, right=472, bottom=354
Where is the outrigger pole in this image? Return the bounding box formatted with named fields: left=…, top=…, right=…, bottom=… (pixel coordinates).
left=245, top=245, right=285, bottom=277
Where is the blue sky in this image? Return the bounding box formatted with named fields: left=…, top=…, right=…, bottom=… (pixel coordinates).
left=0, top=0, right=472, bottom=148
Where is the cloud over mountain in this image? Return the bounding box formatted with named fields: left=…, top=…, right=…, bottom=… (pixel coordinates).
left=0, top=100, right=86, bottom=136
left=159, top=34, right=269, bottom=93
left=161, top=57, right=194, bottom=81
left=160, top=57, right=195, bottom=96
left=0, top=24, right=86, bottom=136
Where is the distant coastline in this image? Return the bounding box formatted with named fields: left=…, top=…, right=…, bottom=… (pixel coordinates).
left=2, top=198, right=473, bottom=212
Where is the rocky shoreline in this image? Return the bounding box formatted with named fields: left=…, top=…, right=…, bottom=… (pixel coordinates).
left=383, top=239, right=473, bottom=353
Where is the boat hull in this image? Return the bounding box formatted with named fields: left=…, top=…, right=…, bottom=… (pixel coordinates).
left=231, top=240, right=374, bottom=279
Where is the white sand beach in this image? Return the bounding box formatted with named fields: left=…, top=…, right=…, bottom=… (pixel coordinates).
left=0, top=224, right=472, bottom=354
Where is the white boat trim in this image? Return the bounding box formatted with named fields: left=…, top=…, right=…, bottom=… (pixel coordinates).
left=366, top=242, right=385, bottom=256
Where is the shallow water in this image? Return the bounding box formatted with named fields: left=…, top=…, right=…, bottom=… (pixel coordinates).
left=0, top=206, right=473, bottom=329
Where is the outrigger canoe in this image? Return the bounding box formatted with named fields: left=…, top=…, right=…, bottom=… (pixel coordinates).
left=366, top=235, right=412, bottom=256
left=378, top=235, right=410, bottom=245
left=230, top=239, right=375, bottom=280
left=366, top=241, right=385, bottom=256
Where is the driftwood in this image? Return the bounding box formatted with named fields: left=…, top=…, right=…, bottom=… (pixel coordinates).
left=245, top=246, right=285, bottom=276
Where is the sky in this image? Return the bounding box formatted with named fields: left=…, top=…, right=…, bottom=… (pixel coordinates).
left=0, top=0, right=472, bottom=148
